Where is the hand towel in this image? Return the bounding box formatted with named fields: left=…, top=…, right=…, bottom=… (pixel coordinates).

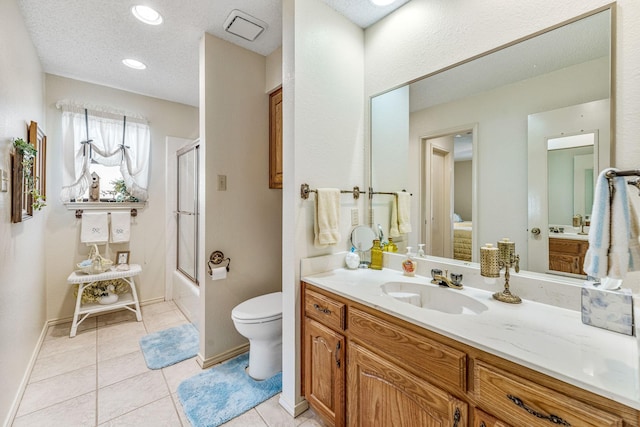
left=584, top=168, right=633, bottom=287
left=629, top=199, right=640, bottom=271
left=81, top=212, right=109, bottom=244
left=110, top=211, right=131, bottom=243
left=314, top=188, right=341, bottom=247
left=390, top=192, right=412, bottom=238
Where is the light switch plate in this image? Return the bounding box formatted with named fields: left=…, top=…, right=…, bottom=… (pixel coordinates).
left=351, top=208, right=359, bottom=226
left=0, top=169, right=7, bottom=192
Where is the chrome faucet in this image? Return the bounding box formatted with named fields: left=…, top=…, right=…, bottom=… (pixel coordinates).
left=430, top=269, right=463, bottom=289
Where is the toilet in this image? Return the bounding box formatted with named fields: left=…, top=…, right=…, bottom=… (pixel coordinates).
left=231, top=291, right=283, bottom=380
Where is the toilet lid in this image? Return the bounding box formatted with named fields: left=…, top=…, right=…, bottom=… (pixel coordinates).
left=232, top=291, right=282, bottom=322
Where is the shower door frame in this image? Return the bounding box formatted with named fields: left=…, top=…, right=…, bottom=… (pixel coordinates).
left=176, top=141, right=200, bottom=285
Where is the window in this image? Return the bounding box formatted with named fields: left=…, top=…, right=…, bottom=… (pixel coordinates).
left=57, top=101, right=151, bottom=203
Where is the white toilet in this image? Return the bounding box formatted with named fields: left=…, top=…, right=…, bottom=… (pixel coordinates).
left=231, top=291, right=283, bottom=380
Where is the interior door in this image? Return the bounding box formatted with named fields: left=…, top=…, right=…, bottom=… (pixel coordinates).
left=424, top=136, right=454, bottom=258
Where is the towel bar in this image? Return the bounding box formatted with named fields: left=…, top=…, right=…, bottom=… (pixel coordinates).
left=76, top=208, right=138, bottom=218
left=300, top=183, right=364, bottom=200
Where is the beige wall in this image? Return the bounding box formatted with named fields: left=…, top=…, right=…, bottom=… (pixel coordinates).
left=0, top=0, right=47, bottom=423
left=44, top=75, right=198, bottom=322
left=200, top=34, right=282, bottom=362
left=454, top=160, right=472, bottom=221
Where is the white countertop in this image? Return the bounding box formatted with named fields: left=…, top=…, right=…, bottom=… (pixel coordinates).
left=302, top=267, right=640, bottom=409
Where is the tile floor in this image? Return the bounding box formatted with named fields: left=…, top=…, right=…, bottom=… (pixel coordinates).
left=12, top=301, right=324, bottom=427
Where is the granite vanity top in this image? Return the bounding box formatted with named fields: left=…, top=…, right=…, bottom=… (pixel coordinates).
left=302, top=267, right=640, bottom=409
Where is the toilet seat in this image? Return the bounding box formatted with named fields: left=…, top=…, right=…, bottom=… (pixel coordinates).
left=232, top=291, right=282, bottom=324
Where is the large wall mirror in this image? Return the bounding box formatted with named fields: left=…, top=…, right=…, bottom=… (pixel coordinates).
left=370, top=5, right=614, bottom=279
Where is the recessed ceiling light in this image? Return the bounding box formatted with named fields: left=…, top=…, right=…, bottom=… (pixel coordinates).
left=131, top=5, right=163, bottom=25
left=122, top=59, right=146, bottom=70
left=370, top=0, right=396, bottom=6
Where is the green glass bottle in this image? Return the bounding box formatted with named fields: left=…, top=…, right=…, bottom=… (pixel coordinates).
left=370, top=239, right=383, bottom=270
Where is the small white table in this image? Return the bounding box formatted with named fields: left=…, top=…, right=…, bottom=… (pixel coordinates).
left=66, top=264, right=143, bottom=337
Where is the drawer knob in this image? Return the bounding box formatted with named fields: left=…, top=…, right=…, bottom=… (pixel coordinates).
left=507, top=394, right=571, bottom=426
left=313, top=303, right=332, bottom=315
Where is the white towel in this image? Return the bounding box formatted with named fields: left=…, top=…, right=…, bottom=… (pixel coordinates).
left=584, top=168, right=633, bottom=287
left=110, top=211, right=131, bottom=243
left=390, top=192, right=412, bottom=237
left=81, top=212, right=109, bottom=244
left=629, top=200, right=640, bottom=271
left=314, top=188, right=341, bottom=247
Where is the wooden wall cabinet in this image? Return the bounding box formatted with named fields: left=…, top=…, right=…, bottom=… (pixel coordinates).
left=269, top=87, right=282, bottom=189
left=549, top=237, right=589, bottom=275
left=301, top=282, right=636, bottom=427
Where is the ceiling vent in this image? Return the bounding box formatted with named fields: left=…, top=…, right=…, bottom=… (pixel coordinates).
left=223, top=10, right=267, bottom=42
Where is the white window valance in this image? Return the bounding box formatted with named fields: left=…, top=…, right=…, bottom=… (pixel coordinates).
left=57, top=100, right=150, bottom=202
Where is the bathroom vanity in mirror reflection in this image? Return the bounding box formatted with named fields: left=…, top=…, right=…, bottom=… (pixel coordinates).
left=369, top=6, right=613, bottom=280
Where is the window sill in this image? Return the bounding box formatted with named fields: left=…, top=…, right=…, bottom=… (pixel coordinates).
left=65, top=201, right=146, bottom=218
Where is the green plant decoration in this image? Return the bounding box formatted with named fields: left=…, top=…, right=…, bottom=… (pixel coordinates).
left=13, top=137, right=46, bottom=210
left=111, top=178, right=139, bottom=202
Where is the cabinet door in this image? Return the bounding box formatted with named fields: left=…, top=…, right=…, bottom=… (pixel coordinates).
left=473, top=408, right=511, bottom=427
left=348, top=341, right=467, bottom=427
left=269, top=87, right=282, bottom=189
left=304, top=318, right=345, bottom=426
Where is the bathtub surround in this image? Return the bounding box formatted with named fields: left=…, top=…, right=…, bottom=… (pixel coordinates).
left=139, top=323, right=199, bottom=369
left=177, top=352, right=283, bottom=427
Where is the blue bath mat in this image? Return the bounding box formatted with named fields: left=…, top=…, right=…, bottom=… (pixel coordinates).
left=139, top=323, right=199, bottom=369
left=177, top=353, right=282, bottom=427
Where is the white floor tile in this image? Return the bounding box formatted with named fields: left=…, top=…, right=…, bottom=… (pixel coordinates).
left=162, top=357, right=202, bottom=394
left=46, top=318, right=96, bottom=340
left=220, top=409, right=268, bottom=426
left=143, top=309, right=188, bottom=333
left=255, top=396, right=318, bottom=427
left=12, top=391, right=96, bottom=427
left=172, top=392, right=191, bottom=427
left=18, top=365, right=96, bottom=416
left=98, top=350, right=149, bottom=388
left=97, top=370, right=169, bottom=424
left=96, top=309, right=139, bottom=326
left=97, top=319, right=147, bottom=343
left=141, top=301, right=178, bottom=317
left=38, top=329, right=96, bottom=359
left=97, top=396, right=181, bottom=427
left=29, top=345, right=96, bottom=383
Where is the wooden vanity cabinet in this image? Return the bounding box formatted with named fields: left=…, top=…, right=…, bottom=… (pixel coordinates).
left=301, top=282, right=636, bottom=427
left=302, top=287, right=346, bottom=426
left=549, top=237, right=589, bottom=275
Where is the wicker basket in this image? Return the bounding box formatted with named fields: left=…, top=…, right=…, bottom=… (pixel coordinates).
left=77, top=244, right=113, bottom=274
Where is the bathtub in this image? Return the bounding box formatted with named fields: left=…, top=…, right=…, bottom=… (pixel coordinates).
left=172, top=270, right=200, bottom=328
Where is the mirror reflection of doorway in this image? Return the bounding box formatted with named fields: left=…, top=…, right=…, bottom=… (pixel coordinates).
left=422, top=128, right=474, bottom=260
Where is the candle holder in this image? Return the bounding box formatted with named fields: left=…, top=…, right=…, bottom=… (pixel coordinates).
left=494, top=253, right=522, bottom=304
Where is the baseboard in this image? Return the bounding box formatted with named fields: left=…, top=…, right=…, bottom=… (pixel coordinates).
left=197, top=343, right=250, bottom=369
left=278, top=395, right=309, bottom=417
left=4, top=319, right=49, bottom=427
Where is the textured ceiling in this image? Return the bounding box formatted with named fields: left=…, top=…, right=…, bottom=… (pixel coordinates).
left=17, top=0, right=409, bottom=107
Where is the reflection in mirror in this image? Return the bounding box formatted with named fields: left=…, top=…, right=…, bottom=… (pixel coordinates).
left=369, top=7, right=612, bottom=280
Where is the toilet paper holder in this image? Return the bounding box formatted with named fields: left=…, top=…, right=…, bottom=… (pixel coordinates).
left=207, top=250, right=231, bottom=275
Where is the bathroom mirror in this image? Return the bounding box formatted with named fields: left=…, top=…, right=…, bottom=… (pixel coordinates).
left=369, top=6, right=613, bottom=277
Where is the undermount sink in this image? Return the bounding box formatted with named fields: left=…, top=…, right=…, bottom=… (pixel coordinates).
left=381, top=281, right=488, bottom=315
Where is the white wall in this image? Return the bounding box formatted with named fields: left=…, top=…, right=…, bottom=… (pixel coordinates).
left=200, top=34, right=282, bottom=362
left=281, top=0, right=365, bottom=415
left=44, top=75, right=198, bottom=321
left=0, top=1, right=47, bottom=424
left=266, top=47, right=283, bottom=94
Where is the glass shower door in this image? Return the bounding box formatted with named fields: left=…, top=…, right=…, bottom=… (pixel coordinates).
left=177, top=144, right=199, bottom=284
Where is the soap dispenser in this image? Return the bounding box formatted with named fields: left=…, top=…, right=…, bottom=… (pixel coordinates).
left=401, top=247, right=416, bottom=277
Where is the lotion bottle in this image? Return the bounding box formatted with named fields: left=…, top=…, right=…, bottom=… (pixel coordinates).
left=401, top=247, right=416, bottom=277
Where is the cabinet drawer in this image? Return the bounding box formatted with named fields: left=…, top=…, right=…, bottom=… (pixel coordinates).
left=305, top=289, right=345, bottom=332
left=549, top=238, right=586, bottom=255
left=349, top=307, right=466, bottom=392
left=474, top=361, right=623, bottom=427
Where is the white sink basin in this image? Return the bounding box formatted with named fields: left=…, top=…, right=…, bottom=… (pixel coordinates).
left=381, top=281, right=488, bottom=315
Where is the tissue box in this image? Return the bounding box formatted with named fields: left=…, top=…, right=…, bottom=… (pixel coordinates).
left=581, top=283, right=634, bottom=336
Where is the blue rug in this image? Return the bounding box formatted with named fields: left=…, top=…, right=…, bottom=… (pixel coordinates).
left=139, top=323, right=199, bottom=369
left=177, top=353, right=282, bottom=427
